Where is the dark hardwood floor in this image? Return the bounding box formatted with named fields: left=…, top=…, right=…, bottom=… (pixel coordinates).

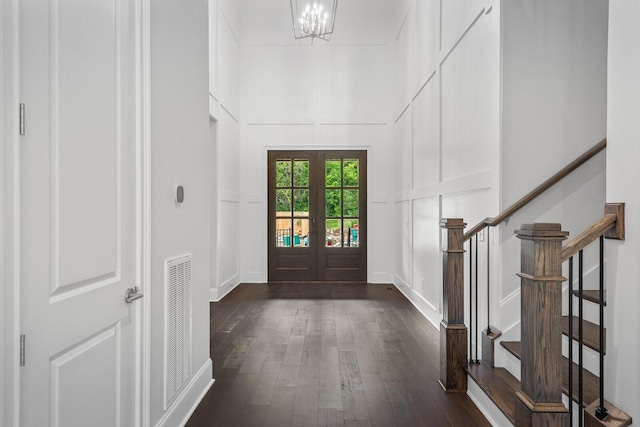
left=185, top=283, right=490, bottom=427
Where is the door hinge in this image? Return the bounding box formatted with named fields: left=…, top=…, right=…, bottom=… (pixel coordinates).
left=19, top=103, right=25, bottom=135
left=20, top=334, right=26, bottom=367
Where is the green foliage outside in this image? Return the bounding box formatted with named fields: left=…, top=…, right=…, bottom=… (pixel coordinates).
left=276, top=160, right=310, bottom=213
left=325, top=159, right=359, bottom=220
left=276, top=158, right=359, bottom=225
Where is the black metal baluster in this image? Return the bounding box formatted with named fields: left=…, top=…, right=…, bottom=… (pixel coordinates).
left=568, top=257, right=574, bottom=425
left=475, top=233, right=479, bottom=363
left=469, top=238, right=474, bottom=364
left=595, top=235, right=609, bottom=420
left=579, top=250, right=584, bottom=425
left=486, top=227, right=491, bottom=334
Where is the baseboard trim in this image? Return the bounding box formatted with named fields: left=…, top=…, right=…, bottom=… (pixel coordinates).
left=210, top=275, right=240, bottom=302
left=393, top=277, right=441, bottom=332
left=154, top=359, right=214, bottom=427
left=369, top=272, right=392, bottom=283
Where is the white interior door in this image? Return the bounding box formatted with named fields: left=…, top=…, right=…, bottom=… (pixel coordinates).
left=19, top=0, right=139, bottom=426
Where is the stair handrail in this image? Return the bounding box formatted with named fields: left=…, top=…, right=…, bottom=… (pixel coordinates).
left=561, top=203, right=625, bottom=424
left=464, top=139, right=607, bottom=242
left=561, top=204, right=625, bottom=262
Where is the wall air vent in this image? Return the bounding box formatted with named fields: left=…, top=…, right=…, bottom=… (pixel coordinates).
left=164, top=254, right=192, bottom=409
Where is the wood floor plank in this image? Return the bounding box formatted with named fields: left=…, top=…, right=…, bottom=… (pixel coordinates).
left=247, top=360, right=282, bottom=405
left=283, top=335, right=306, bottom=366
left=384, top=380, right=413, bottom=427
left=292, top=376, right=320, bottom=426
left=361, top=373, right=398, bottom=427
left=300, top=335, right=322, bottom=378
left=338, top=351, right=364, bottom=391
left=265, top=386, right=297, bottom=427
left=319, top=375, right=343, bottom=409
left=318, top=408, right=345, bottom=427
left=340, top=389, right=369, bottom=421
left=236, top=404, right=269, bottom=427
left=354, top=335, right=379, bottom=375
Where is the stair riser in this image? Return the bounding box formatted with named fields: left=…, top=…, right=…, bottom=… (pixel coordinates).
left=562, top=336, right=601, bottom=375
left=566, top=297, right=601, bottom=322
left=495, top=341, right=522, bottom=382
left=467, top=378, right=515, bottom=427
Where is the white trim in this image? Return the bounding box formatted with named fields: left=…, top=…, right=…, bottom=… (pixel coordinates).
left=154, top=359, right=214, bottom=427
left=0, top=3, right=6, bottom=424
left=369, top=272, right=392, bottom=283
left=241, top=271, right=264, bottom=283
left=393, top=277, right=442, bottom=331
left=499, top=286, right=519, bottom=307
left=467, top=377, right=512, bottom=427
left=138, top=0, right=151, bottom=425
left=211, top=274, right=240, bottom=302
left=219, top=191, right=240, bottom=203
left=0, top=0, right=5, bottom=421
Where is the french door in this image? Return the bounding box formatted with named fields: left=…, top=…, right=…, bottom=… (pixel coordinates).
left=268, top=150, right=367, bottom=281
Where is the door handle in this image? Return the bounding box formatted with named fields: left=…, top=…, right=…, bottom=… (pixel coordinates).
left=125, top=287, right=144, bottom=303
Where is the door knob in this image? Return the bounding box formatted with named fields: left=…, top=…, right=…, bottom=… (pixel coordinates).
left=125, top=287, right=144, bottom=303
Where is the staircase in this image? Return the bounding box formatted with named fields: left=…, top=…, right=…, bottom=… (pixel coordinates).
left=439, top=140, right=632, bottom=426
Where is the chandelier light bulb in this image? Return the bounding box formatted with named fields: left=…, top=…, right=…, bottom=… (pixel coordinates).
left=292, top=0, right=338, bottom=41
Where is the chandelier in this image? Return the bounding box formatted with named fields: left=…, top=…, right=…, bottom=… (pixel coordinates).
left=290, top=0, right=338, bottom=41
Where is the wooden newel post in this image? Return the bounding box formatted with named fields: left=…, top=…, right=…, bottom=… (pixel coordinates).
left=515, top=223, right=569, bottom=426
left=439, top=218, right=467, bottom=392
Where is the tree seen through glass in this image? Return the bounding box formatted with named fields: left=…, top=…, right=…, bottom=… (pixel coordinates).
left=325, top=159, right=360, bottom=247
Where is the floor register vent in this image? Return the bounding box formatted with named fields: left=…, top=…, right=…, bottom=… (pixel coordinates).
left=164, top=254, right=192, bottom=409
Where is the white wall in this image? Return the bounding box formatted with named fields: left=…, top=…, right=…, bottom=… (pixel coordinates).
left=209, top=0, right=242, bottom=302
left=392, top=0, right=501, bottom=328
left=150, top=0, right=213, bottom=425
left=237, top=0, right=402, bottom=284
left=606, top=0, right=640, bottom=420
left=497, top=0, right=608, bottom=343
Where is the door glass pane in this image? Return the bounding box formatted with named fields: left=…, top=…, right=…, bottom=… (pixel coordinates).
left=326, top=189, right=341, bottom=217
left=294, top=218, right=310, bottom=247
left=343, top=190, right=359, bottom=217
left=293, top=160, right=309, bottom=187
left=276, top=160, right=292, bottom=187
left=293, top=189, right=309, bottom=215
left=276, top=189, right=292, bottom=217
left=343, top=219, right=359, bottom=247
left=326, top=219, right=342, bottom=247
left=276, top=219, right=292, bottom=247
left=325, top=160, right=341, bottom=187
left=343, top=159, right=359, bottom=187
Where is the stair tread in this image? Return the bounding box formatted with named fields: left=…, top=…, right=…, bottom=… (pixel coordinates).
left=573, top=290, right=607, bottom=306
left=585, top=399, right=633, bottom=427
left=467, top=361, right=519, bottom=424
left=501, top=341, right=600, bottom=407
left=562, top=316, right=606, bottom=354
